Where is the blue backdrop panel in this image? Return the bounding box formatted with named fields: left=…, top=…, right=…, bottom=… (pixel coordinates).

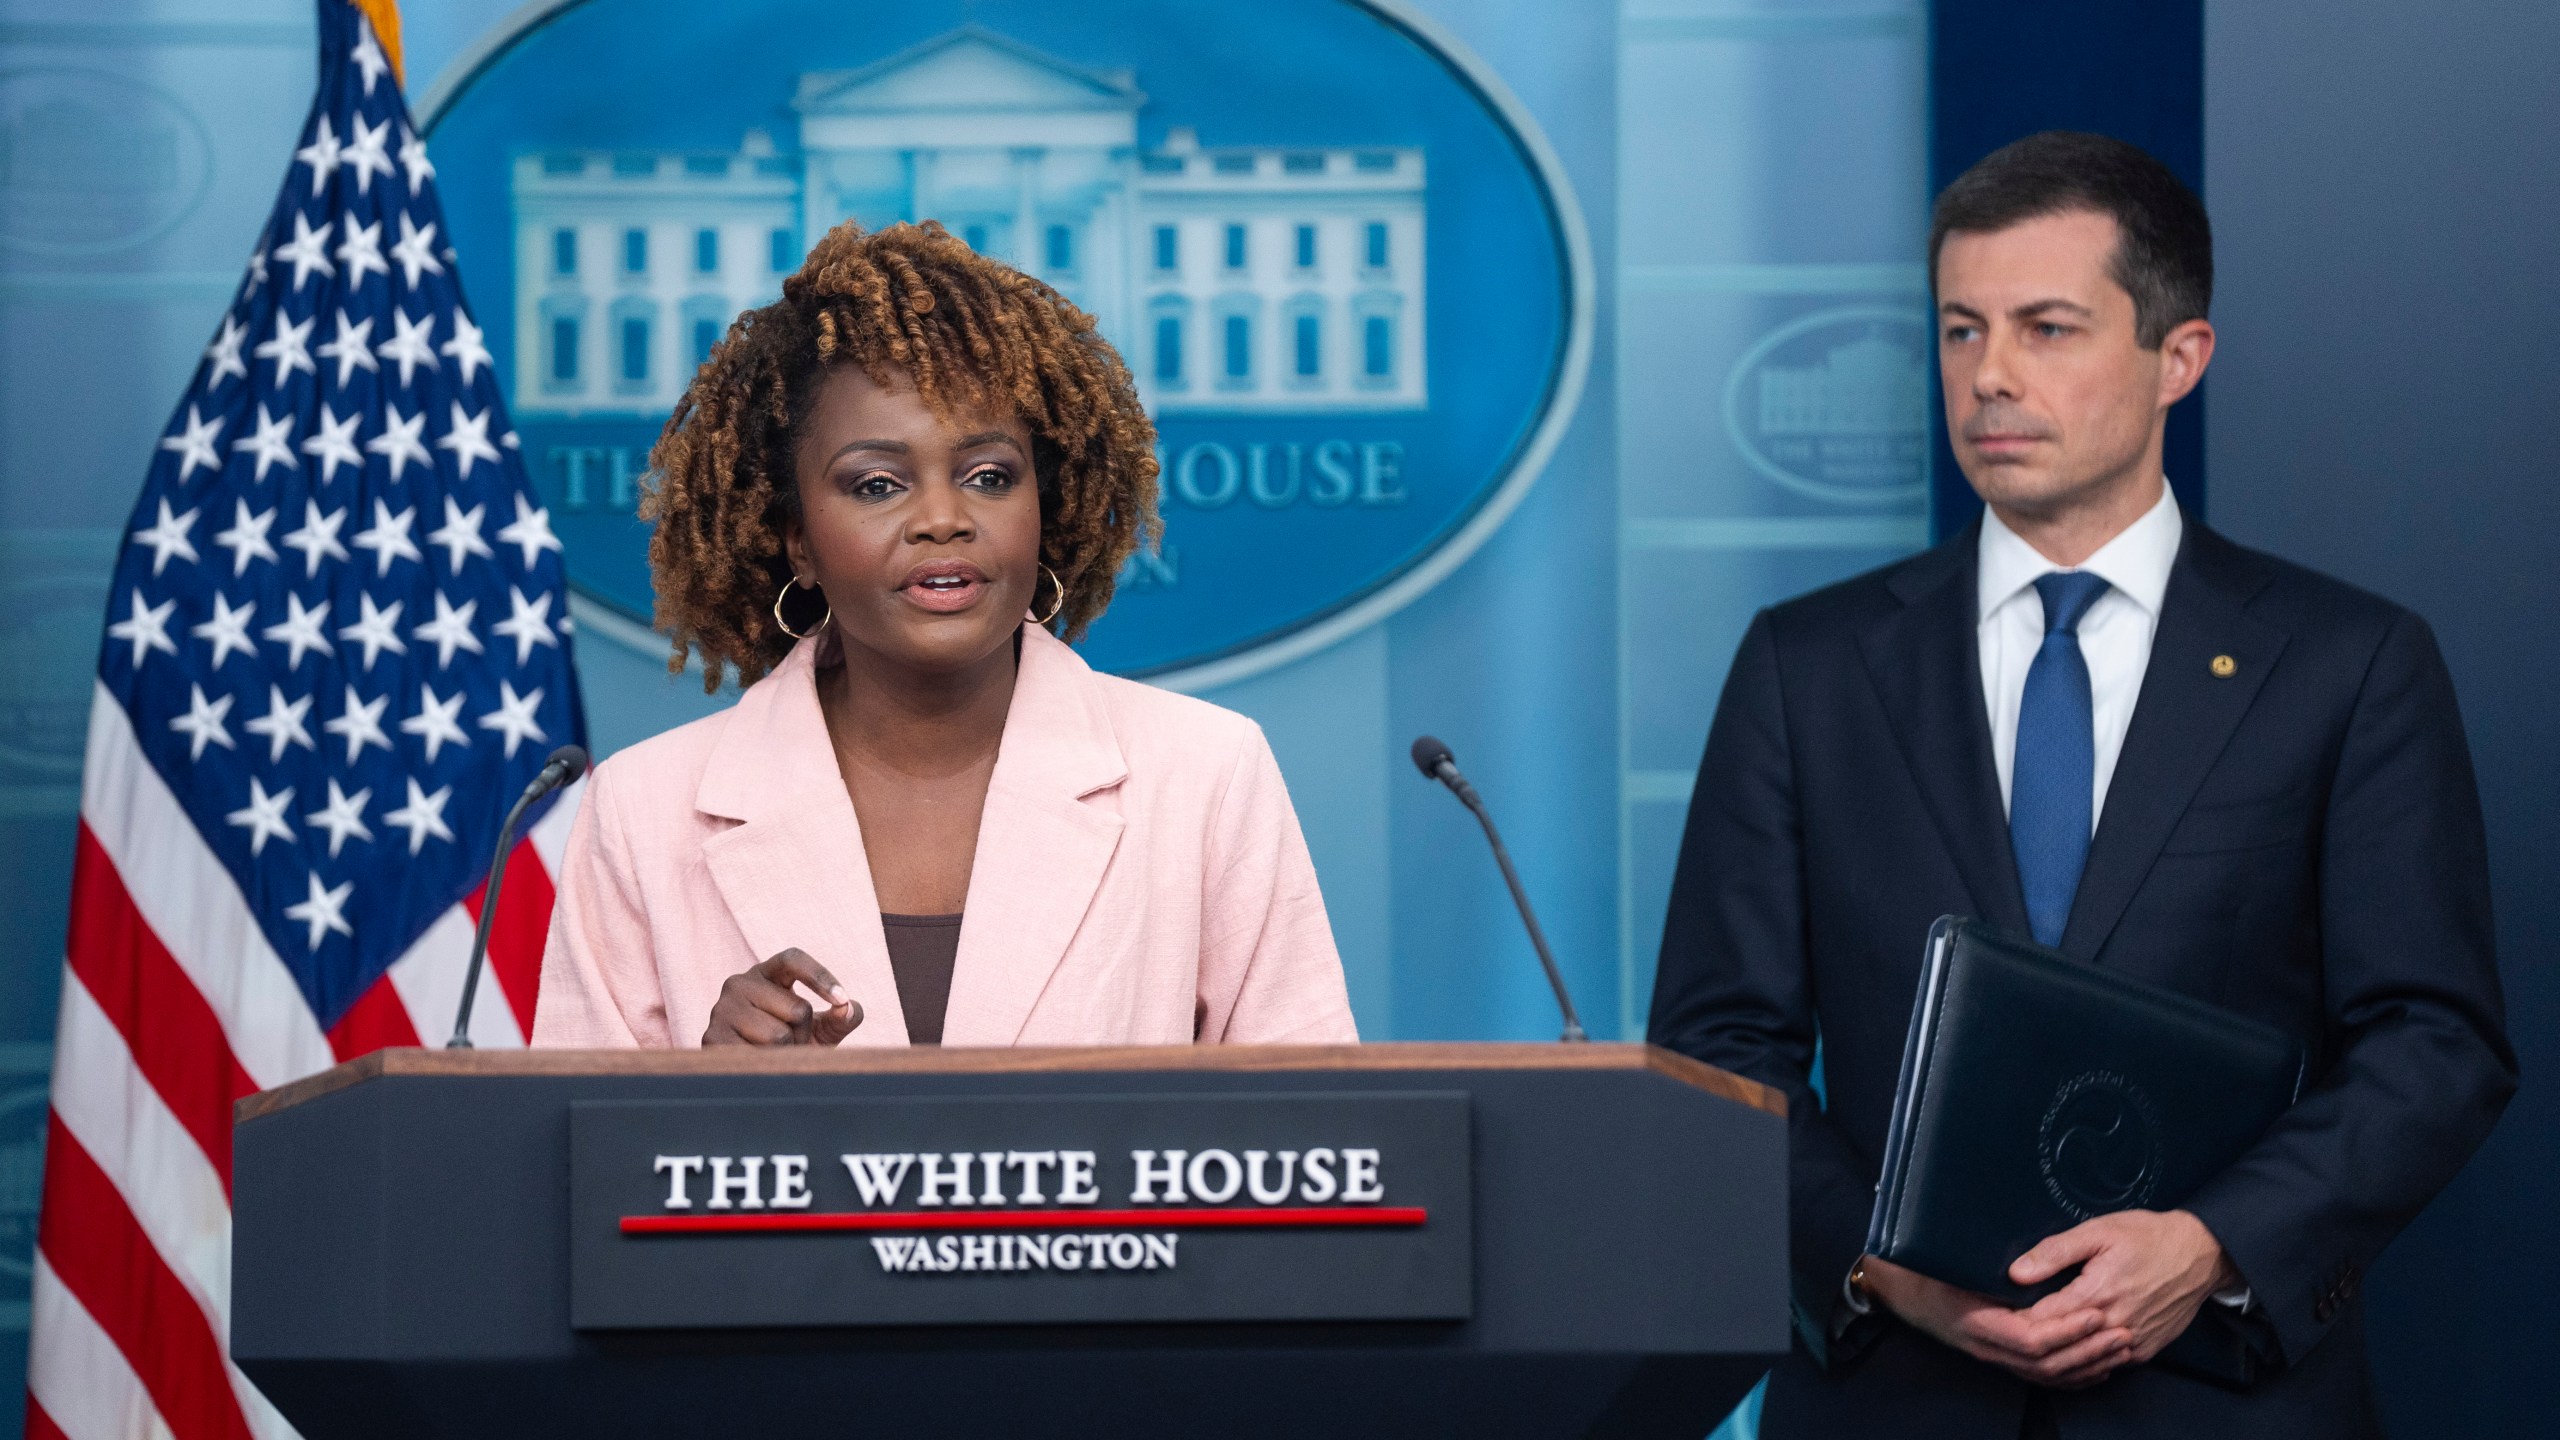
left=1610, top=3, right=1929, bottom=1038
left=2207, top=4, right=2560, bottom=1435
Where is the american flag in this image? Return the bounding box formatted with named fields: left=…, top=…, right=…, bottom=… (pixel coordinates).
left=26, top=3, right=585, bottom=1435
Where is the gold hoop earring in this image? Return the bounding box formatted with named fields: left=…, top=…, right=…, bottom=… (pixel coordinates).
left=1032, top=563, right=1065, bottom=627
left=773, top=578, right=829, bottom=641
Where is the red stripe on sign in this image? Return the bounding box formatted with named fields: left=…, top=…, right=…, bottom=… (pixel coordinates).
left=66, top=825, right=258, bottom=1190
left=36, top=1123, right=254, bottom=1440
left=623, top=1205, right=1429, bottom=1235
left=463, top=835, right=554, bottom=1039
left=328, top=967, right=424, bottom=1060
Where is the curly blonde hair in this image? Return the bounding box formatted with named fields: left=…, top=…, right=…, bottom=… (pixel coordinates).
left=640, top=220, right=1162, bottom=692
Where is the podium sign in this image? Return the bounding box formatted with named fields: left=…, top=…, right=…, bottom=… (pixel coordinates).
left=233, top=1044, right=1787, bottom=1440
left=570, top=1091, right=1472, bottom=1327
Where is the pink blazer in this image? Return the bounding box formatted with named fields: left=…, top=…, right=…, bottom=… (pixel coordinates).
left=533, top=624, right=1357, bottom=1048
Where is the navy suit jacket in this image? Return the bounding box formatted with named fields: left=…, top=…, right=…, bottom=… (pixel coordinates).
left=1648, top=519, right=2515, bottom=1438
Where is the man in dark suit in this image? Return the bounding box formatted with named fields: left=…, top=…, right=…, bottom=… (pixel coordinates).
left=1648, top=131, right=2515, bottom=1438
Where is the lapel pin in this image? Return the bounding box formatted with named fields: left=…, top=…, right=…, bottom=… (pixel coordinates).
left=2210, top=654, right=2238, bottom=678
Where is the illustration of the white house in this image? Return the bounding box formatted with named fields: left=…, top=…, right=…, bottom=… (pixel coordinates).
left=508, top=25, right=1427, bottom=422
left=1756, top=334, right=1927, bottom=439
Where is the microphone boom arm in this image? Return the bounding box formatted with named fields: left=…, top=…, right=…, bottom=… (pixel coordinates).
left=1454, top=780, right=1588, bottom=1043
left=1412, top=738, right=1588, bottom=1043
left=447, top=786, right=537, bottom=1049
left=449, top=745, right=586, bottom=1049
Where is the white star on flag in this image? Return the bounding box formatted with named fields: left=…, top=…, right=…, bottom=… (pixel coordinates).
left=191, top=592, right=258, bottom=669
left=437, top=402, right=501, bottom=480
left=169, top=683, right=237, bottom=761
left=390, top=212, right=446, bottom=289
left=304, top=778, right=374, bottom=857
left=317, top=310, right=379, bottom=387
left=336, top=592, right=407, bottom=671
left=271, top=210, right=337, bottom=291
left=342, top=115, right=395, bottom=194
left=350, top=24, right=390, bottom=95
left=225, top=776, right=296, bottom=857
left=398, top=124, right=434, bottom=195
left=232, top=405, right=301, bottom=483
left=214, top=500, right=280, bottom=576
left=401, top=683, right=471, bottom=762
left=439, top=313, right=493, bottom=386
left=496, top=494, right=564, bottom=567
left=295, top=115, right=342, bottom=186
left=428, top=498, right=494, bottom=572
left=492, top=586, right=562, bottom=665
left=352, top=500, right=422, bottom=576
left=261, top=592, right=334, bottom=669
left=334, top=216, right=388, bottom=287
left=366, top=402, right=432, bottom=480
left=160, top=405, right=226, bottom=482
left=301, top=406, right=366, bottom=484
left=376, top=309, right=438, bottom=387
left=132, top=499, right=201, bottom=575
left=384, top=778, right=457, bottom=855
left=204, top=315, right=249, bottom=387
left=477, top=680, right=548, bottom=759
left=253, top=310, right=317, bottom=386
left=282, top=501, right=351, bottom=575
left=324, top=684, right=393, bottom=764
left=413, top=591, right=484, bottom=668
left=108, top=590, right=179, bottom=666
left=243, top=683, right=317, bottom=764
left=283, top=872, right=355, bottom=950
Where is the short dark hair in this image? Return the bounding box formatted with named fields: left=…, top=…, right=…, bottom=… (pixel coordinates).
left=1929, top=131, right=2212, bottom=348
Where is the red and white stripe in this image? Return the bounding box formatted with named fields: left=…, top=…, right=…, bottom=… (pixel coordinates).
left=28, top=683, right=579, bottom=1440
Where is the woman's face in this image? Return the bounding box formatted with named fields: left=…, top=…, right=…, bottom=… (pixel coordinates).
left=784, top=365, right=1043, bottom=677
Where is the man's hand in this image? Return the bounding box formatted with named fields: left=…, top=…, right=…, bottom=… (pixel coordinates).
left=2007, top=1209, right=2235, bottom=1379
left=1859, top=1256, right=2130, bottom=1388
left=701, top=948, right=864, bottom=1046
left=1862, top=1210, right=2235, bottom=1389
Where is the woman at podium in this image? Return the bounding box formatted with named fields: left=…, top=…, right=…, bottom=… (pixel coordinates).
left=534, top=221, right=1356, bottom=1050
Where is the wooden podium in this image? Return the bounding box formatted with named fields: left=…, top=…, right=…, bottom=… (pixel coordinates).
left=233, top=1043, right=1787, bottom=1439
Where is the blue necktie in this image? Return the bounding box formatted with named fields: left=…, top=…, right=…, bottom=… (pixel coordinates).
left=2010, top=572, right=2112, bottom=946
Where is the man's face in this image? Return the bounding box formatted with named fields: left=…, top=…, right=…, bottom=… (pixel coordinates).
left=1935, top=209, right=2207, bottom=518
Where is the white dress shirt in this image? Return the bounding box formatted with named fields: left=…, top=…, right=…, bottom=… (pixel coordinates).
left=1978, top=484, right=2184, bottom=827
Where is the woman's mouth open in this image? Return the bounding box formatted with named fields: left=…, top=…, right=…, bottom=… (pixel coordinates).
left=899, top=560, right=990, bottom=613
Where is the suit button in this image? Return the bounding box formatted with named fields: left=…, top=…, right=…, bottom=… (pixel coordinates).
left=2314, top=1296, right=2335, bottom=1323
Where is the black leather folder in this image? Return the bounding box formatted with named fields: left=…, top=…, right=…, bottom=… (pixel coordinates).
left=1866, top=916, right=2305, bottom=1307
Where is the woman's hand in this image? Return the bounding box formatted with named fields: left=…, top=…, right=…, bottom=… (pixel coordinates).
left=701, top=948, right=864, bottom=1046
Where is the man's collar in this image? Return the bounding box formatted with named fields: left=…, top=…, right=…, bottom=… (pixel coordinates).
left=1976, top=482, right=2184, bottom=622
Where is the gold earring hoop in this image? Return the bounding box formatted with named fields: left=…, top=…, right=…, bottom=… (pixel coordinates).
left=773, top=578, right=829, bottom=642
left=1032, top=563, right=1066, bottom=627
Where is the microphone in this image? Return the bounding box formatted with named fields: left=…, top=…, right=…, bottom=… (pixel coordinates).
left=448, top=744, right=589, bottom=1048
left=1409, top=736, right=1587, bottom=1043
